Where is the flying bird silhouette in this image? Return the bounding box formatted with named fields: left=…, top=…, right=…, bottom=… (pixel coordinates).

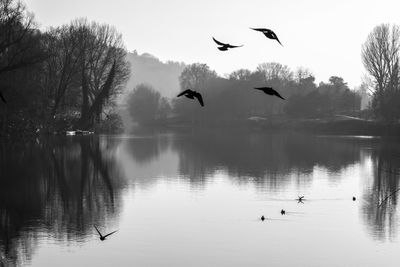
left=254, top=87, right=285, bottom=100
left=212, top=37, right=243, bottom=51
left=250, top=28, right=283, bottom=46
left=281, top=209, right=286, bottom=215
left=297, top=196, right=305, bottom=203
left=177, top=89, right=204, bottom=106
left=94, top=225, right=118, bottom=241
left=0, top=91, right=6, bottom=104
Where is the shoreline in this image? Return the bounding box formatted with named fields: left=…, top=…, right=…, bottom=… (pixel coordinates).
left=2, top=118, right=400, bottom=141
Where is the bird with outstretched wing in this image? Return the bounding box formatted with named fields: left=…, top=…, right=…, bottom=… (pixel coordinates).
left=177, top=89, right=204, bottom=106
left=250, top=28, right=283, bottom=46
left=94, top=225, right=118, bottom=241
left=177, top=89, right=192, bottom=97
left=254, top=87, right=285, bottom=100
left=212, top=37, right=243, bottom=51
left=193, top=91, right=204, bottom=106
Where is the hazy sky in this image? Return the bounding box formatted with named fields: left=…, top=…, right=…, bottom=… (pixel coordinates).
left=29, top=0, right=400, bottom=88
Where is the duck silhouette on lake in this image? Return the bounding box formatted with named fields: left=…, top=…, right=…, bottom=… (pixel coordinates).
left=254, top=87, right=285, bottom=100
left=177, top=89, right=204, bottom=106
left=212, top=37, right=243, bottom=51
left=94, top=225, right=118, bottom=241
left=250, top=28, right=283, bottom=46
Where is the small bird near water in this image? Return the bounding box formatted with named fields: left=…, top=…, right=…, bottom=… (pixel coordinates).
left=261, top=215, right=265, bottom=221
left=212, top=37, right=243, bottom=51
left=177, top=89, right=204, bottom=106
left=94, top=225, right=118, bottom=241
left=353, top=196, right=356, bottom=201
left=281, top=209, right=286, bottom=215
left=297, top=196, right=305, bottom=203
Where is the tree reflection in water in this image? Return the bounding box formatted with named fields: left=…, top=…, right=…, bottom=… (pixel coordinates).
left=0, top=136, right=123, bottom=266
left=1, top=131, right=399, bottom=265
left=171, top=131, right=367, bottom=189
left=126, top=131, right=400, bottom=242
left=362, top=139, right=400, bottom=241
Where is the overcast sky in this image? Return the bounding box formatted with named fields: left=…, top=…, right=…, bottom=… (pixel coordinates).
left=29, top=0, right=400, bottom=88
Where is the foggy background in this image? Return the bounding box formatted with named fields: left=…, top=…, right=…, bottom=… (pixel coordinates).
left=2, top=0, right=400, bottom=135
left=29, top=0, right=400, bottom=88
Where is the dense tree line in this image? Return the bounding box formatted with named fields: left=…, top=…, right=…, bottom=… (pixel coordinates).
left=0, top=0, right=129, bottom=137
left=127, top=62, right=361, bottom=125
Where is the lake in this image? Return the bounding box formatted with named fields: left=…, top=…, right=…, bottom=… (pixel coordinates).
left=1, top=130, right=400, bottom=266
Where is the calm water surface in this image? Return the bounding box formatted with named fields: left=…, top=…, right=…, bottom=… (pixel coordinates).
left=1, top=130, right=400, bottom=266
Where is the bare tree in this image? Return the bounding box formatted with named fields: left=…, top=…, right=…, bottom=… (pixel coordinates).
left=228, top=69, right=252, bottom=81
left=41, top=25, right=83, bottom=123
left=39, top=19, right=130, bottom=130
left=294, top=67, right=313, bottom=83
left=0, top=0, right=46, bottom=134
left=179, top=63, right=217, bottom=91
left=256, top=62, right=293, bottom=82
left=69, top=19, right=130, bottom=129
left=362, top=24, right=400, bottom=119
left=0, top=0, right=45, bottom=75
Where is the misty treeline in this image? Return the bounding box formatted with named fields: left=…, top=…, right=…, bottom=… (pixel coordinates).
left=127, top=62, right=361, bottom=125
left=130, top=25, right=400, bottom=127
left=0, top=0, right=129, bottom=137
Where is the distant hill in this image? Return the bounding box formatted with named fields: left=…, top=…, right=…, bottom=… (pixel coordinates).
left=125, top=51, right=186, bottom=98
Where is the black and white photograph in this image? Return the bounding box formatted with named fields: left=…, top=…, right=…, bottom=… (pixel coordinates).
left=1, top=0, right=400, bottom=266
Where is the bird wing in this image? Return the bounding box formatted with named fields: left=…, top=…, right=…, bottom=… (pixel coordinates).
left=212, top=37, right=226, bottom=46
left=269, top=31, right=283, bottom=46
left=250, top=27, right=266, bottom=32
left=274, top=35, right=283, bottom=46
left=273, top=90, right=285, bottom=100
left=194, top=92, right=204, bottom=106
left=227, top=44, right=243, bottom=48
left=177, top=89, right=192, bottom=97
left=253, top=87, right=267, bottom=91
left=93, top=225, right=102, bottom=237
left=103, top=230, right=118, bottom=238
left=0, top=92, right=6, bottom=104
